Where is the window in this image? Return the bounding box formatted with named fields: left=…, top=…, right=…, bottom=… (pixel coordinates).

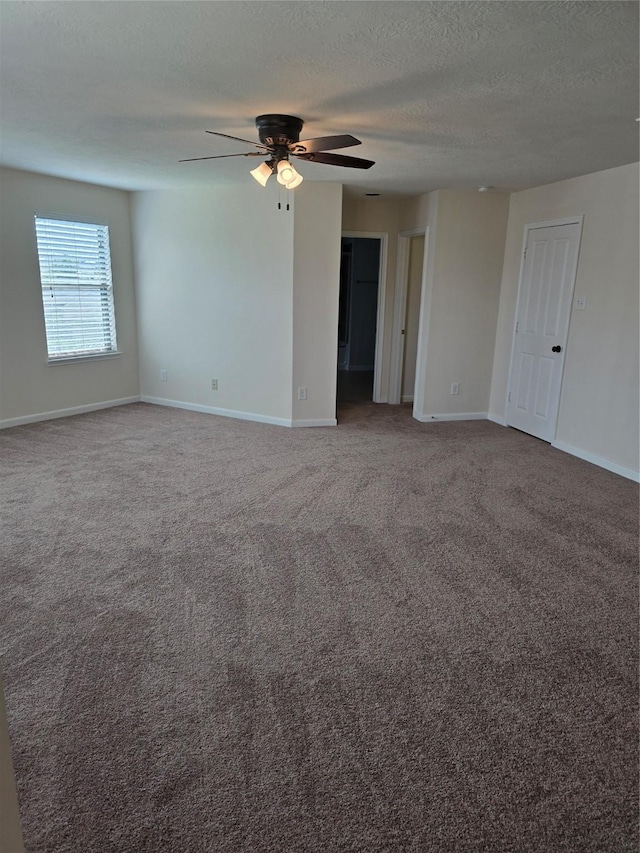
left=34, top=216, right=118, bottom=361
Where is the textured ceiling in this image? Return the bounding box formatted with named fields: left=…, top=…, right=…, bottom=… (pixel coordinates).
left=0, top=1, right=637, bottom=195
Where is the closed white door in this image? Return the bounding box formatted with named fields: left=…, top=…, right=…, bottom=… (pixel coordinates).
left=507, top=221, right=582, bottom=441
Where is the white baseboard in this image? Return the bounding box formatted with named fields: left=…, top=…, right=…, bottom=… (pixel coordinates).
left=414, top=411, right=488, bottom=423
left=291, top=418, right=337, bottom=428
left=140, top=395, right=294, bottom=427
left=0, top=396, right=140, bottom=429
left=401, top=395, right=414, bottom=403
left=551, top=440, right=639, bottom=483
left=487, top=413, right=507, bottom=426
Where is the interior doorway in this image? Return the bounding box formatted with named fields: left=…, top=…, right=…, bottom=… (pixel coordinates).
left=400, top=234, right=425, bottom=403
left=337, top=235, right=384, bottom=404
left=389, top=228, right=429, bottom=407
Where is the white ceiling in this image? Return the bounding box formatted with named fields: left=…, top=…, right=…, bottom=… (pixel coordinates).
left=0, top=1, right=637, bottom=196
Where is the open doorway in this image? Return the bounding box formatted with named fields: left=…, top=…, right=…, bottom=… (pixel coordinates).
left=400, top=234, right=425, bottom=403
left=389, top=228, right=429, bottom=407
left=337, top=236, right=383, bottom=405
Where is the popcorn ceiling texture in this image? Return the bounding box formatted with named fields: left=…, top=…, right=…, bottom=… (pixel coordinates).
left=1, top=401, right=638, bottom=852
left=0, top=1, right=637, bottom=193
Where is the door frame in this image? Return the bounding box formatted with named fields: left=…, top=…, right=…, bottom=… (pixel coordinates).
left=504, top=215, right=584, bottom=435
left=389, top=227, right=430, bottom=405
left=341, top=231, right=388, bottom=403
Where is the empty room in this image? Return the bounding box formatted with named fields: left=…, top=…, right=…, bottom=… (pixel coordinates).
left=0, top=2, right=638, bottom=851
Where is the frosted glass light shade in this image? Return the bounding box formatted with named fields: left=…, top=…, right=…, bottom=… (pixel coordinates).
left=250, top=161, right=273, bottom=187
left=276, top=160, right=298, bottom=186
left=286, top=172, right=303, bottom=189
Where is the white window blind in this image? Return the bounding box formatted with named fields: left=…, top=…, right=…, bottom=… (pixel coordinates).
left=35, top=217, right=118, bottom=360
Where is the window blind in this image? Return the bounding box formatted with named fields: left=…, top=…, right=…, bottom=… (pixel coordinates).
left=35, top=217, right=118, bottom=359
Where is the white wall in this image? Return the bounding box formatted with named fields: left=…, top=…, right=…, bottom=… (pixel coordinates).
left=490, top=162, right=640, bottom=475
left=292, top=183, right=342, bottom=424
left=0, top=168, right=139, bottom=424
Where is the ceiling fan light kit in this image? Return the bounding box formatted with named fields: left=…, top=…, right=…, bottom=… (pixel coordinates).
left=249, top=160, right=274, bottom=187
left=283, top=169, right=303, bottom=190
left=181, top=114, right=374, bottom=191
left=276, top=159, right=301, bottom=188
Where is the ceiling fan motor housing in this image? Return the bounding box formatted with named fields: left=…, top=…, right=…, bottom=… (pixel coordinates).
left=256, top=114, right=304, bottom=152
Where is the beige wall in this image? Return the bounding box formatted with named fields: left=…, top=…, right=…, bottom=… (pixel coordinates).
left=292, top=183, right=343, bottom=424
left=132, top=185, right=294, bottom=423
left=398, top=193, right=433, bottom=233
left=398, top=190, right=510, bottom=418
left=0, top=168, right=139, bottom=424
left=356, top=190, right=509, bottom=417
left=490, top=162, right=639, bottom=474
left=4, top=163, right=635, bottom=472
left=420, top=190, right=510, bottom=416
left=132, top=182, right=342, bottom=426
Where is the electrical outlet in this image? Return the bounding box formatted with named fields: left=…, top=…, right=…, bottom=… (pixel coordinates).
left=298, top=387, right=307, bottom=401
left=211, top=379, right=218, bottom=391
left=575, top=296, right=586, bottom=310
left=160, top=369, right=167, bottom=381
left=450, top=382, right=460, bottom=395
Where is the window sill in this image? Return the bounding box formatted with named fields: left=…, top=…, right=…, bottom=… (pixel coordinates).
left=47, top=351, right=122, bottom=366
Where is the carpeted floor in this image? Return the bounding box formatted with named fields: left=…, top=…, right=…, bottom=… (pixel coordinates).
left=1, top=401, right=638, bottom=852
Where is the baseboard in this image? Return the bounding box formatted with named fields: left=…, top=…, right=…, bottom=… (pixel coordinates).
left=487, top=413, right=507, bottom=426
left=291, top=418, right=337, bottom=428
left=414, top=412, right=488, bottom=423
left=140, top=395, right=293, bottom=427
left=401, top=395, right=414, bottom=403
left=551, top=440, right=640, bottom=483
left=0, top=396, right=140, bottom=429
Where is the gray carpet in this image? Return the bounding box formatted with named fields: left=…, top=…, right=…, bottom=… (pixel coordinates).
left=1, top=401, right=638, bottom=852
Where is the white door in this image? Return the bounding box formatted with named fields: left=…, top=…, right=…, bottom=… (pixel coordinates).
left=507, top=221, right=582, bottom=442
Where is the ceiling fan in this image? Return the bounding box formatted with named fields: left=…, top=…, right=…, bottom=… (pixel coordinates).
left=180, top=114, right=374, bottom=188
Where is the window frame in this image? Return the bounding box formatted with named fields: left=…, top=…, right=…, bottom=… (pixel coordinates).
left=34, top=214, right=120, bottom=364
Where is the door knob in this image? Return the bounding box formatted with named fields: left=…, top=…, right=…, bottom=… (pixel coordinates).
left=552, top=345, right=562, bottom=353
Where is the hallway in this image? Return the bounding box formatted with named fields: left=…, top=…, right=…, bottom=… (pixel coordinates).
left=336, top=370, right=374, bottom=405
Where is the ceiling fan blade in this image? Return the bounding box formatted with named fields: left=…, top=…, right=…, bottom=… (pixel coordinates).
left=205, top=130, right=273, bottom=151
left=179, top=152, right=261, bottom=162
left=295, top=151, right=375, bottom=169
left=290, top=134, right=361, bottom=154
